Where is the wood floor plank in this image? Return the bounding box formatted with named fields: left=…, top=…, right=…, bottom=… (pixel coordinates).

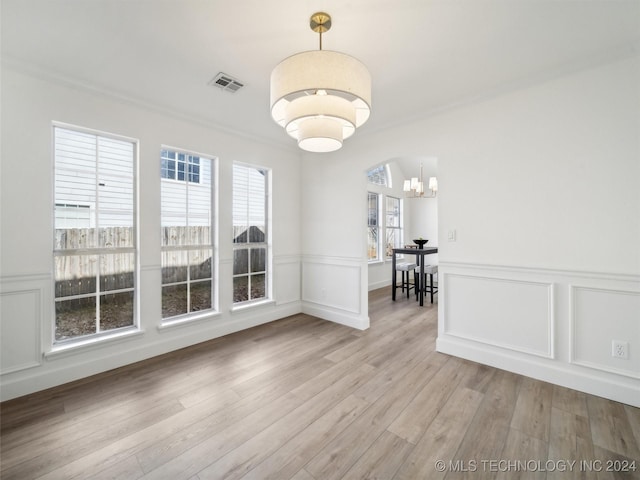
left=176, top=332, right=336, bottom=408
left=34, top=388, right=241, bottom=480
left=292, top=470, right=316, bottom=480
left=553, top=384, right=589, bottom=417
left=591, top=445, right=640, bottom=480
left=138, top=392, right=303, bottom=480
left=341, top=430, right=414, bottom=480
left=364, top=325, right=436, bottom=369
left=290, top=357, right=373, bottom=403
left=323, top=312, right=426, bottom=364
left=142, top=362, right=376, bottom=480
left=624, top=405, right=640, bottom=452
left=239, top=395, right=370, bottom=480
left=194, top=364, right=377, bottom=480
left=510, top=376, right=553, bottom=442
left=1, top=399, right=184, bottom=480
left=180, top=346, right=335, bottom=407
left=459, top=360, right=497, bottom=394
left=387, top=356, right=467, bottom=444
left=444, top=369, right=522, bottom=480
left=304, top=353, right=438, bottom=480
left=84, top=455, right=145, bottom=480
left=587, top=395, right=640, bottom=460
left=547, top=406, right=599, bottom=480
left=495, top=428, right=548, bottom=480
left=136, top=382, right=306, bottom=474
left=352, top=338, right=443, bottom=404
left=394, top=386, right=484, bottom=480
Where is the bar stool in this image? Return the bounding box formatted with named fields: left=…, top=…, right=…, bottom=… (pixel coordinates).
left=416, top=265, right=438, bottom=303
left=395, top=262, right=417, bottom=298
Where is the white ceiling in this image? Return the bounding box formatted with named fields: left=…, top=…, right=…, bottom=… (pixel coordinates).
left=2, top=0, right=639, bottom=151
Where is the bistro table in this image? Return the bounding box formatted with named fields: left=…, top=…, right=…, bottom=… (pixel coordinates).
left=391, top=247, right=438, bottom=306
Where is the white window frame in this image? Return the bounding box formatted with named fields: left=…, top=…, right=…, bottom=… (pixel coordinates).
left=367, top=191, right=381, bottom=263
left=385, top=195, right=403, bottom=259
left=51, top=123, right=139, bottom=348
left=232, top=163, right=272, bottom=306
left=160, top=146, right=217, bottom=325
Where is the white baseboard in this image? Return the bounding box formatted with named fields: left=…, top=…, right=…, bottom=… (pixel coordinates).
left=302, top=302, right=369, bottom=330
left=437, top=335, right=640, bottom=408
left=368, top=280, right=391, bottom=291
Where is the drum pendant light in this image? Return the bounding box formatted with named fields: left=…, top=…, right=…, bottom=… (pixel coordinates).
left=270, top=12, right=372, bottom=153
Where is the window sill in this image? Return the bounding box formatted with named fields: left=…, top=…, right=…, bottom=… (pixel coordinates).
left=45, top=328, right=144, bottom=360
left=230, top=299, right=275, bottom=313
left=158, top=310, right=221, bottom=331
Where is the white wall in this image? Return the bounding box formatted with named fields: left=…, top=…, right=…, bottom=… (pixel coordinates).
left=0, top=67, right=303, bottom=400
left=302, top=55, right=640, bottom=406
left=298, top=146, right=369, bottom=329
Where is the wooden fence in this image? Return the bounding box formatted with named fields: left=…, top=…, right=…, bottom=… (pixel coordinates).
left=55, top=227, right=212, bottom=298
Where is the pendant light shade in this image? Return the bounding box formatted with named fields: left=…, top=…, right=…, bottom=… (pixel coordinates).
left=297, top=117, right=343, bottom=153
left=270, top=13, right=371, bottom=153
left=284, top=91, right=357, bottom=141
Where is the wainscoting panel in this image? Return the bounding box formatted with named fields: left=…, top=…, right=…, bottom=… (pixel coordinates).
left=0, top=279, right=46, bottom=375
left=301, top=256, right=368, bottom=329
left=443, top=273, right=554, bottom=358
left=571, top=285, right=640, bottom=379
left=438, top=262, right=640, bottom=407
left=302, top=259, right=360, bottom=313
left=274, top=255, right=301, bottom=306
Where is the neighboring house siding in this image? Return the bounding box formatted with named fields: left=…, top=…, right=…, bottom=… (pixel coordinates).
left=161, top=160, right=212, bottom=227
left=54, top=131, right=134, bottom=228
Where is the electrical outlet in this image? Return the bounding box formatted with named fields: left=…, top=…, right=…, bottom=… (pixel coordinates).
left=612, top=340, right=629, bottom=359
left=448, top=229, right=457, bottom=242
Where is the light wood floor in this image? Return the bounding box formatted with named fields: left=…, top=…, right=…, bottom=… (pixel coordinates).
left=1, top=288, right=639, bottom=480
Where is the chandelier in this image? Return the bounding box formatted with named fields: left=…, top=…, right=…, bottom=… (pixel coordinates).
left=404, top=164, right=438, bottom=198
left=270, top=12, right=372, bottom=153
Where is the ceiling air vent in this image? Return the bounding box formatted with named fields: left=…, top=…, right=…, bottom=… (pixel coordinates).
left=209, top=72, right=244, bottom=93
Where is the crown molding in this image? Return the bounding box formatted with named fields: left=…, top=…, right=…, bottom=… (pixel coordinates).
left=2, top=55, right=299, bottom=156
left=359, top=41, right=640, bottom=139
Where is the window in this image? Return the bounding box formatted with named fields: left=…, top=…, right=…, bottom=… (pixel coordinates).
left=55, top=203, right=91, bottom=228
left=385, top=196, right=403, bottom=258
left=161, top=148, right=214, bottom=320
left=53, top=126, right=137, bottom=343
left=161, top=149, right=200, bottom=183
left=233, top=164, right=269, bottom=304
left=367, top=164, right=389, bottom=187
left=367, top=192, right=380, bottom=262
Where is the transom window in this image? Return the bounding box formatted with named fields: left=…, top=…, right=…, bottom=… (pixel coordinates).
left=161, top=149, right=200, bottom=183
left=367, top=164, right=389, bottom=187
left=53, top=125, right=137, bottom=343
